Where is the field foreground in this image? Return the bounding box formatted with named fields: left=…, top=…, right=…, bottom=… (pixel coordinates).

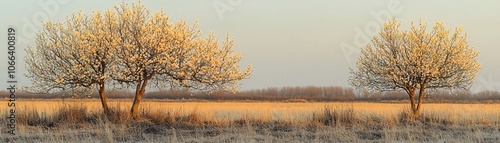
left=1, top=100, right=500, bottom=142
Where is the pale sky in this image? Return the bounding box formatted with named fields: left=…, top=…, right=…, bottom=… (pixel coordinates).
left=1, top=0, right=500, bottom=92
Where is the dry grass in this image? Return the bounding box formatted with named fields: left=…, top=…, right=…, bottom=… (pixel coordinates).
left=1, top=99, right=500, bottom=142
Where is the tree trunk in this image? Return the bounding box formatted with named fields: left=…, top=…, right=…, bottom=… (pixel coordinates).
left=407, top=88, right=417, bottom=114
left=98, top=82, right=110, bottom=115
left=130, top=89, right=143, bottom=118
left=130, top=79, right=149, bottom=118
left=414, top=86, right=426, bottom=117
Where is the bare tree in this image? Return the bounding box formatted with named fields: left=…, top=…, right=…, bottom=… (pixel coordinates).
left=349, top=18, right=480, bottom=116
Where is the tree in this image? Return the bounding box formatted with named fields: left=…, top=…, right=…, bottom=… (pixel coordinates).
left=26, top=2, right=252, bottom=117
left=349, top=18, right=480, bottom=116
left=110, top=3, right=251, bottom=117
left=25, top=10, right=121, bottom=114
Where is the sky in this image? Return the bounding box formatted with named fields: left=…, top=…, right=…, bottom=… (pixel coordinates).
left=1, top=0, right=500, bottom=92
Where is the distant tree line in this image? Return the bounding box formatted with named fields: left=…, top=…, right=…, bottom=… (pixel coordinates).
left=2, top=86, right=500, bottom=103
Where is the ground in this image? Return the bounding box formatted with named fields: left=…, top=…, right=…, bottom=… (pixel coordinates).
left=1, top=99, right=499, bottom=142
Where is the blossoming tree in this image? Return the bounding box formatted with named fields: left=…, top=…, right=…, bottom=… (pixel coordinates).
left=25, top=10, right=121, bottom=114
left=25, top=2, right=251, bottom=117
left=349, top=18, right=480, bottom=116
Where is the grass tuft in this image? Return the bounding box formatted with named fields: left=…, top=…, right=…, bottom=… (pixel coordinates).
left=312, top=106, right=356, bottom=127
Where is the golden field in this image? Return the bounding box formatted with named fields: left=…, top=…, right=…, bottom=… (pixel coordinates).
left=2, top=99, right=500, bottom=142
left=8, top=99, right=500, bottom=120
